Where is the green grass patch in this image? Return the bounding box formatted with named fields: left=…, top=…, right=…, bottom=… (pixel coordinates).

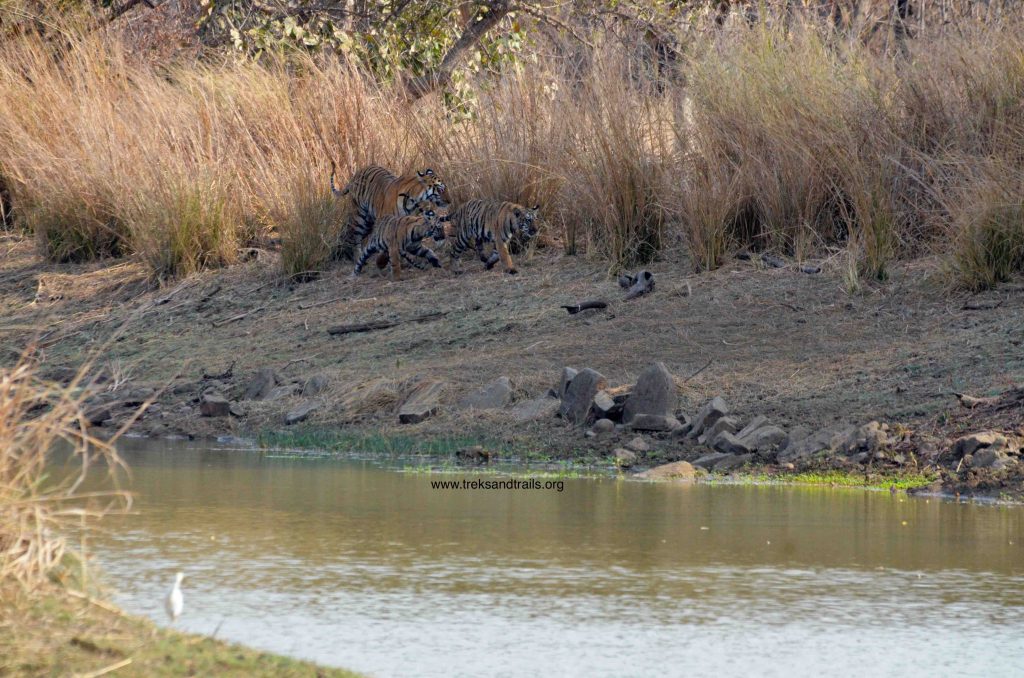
left=733, top=469, right=937, bottom=491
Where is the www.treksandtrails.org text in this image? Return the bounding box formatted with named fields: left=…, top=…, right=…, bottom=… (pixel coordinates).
left=430, top=478, right=565, bottom=493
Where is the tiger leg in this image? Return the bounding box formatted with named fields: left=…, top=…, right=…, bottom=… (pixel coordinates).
left=497, top=240, right=517, bottom=274
left=406, top=243, right=441, bottom=268
left=352, top=241, right=379, bottom=277
left=389, top=245, right=403, bottom=281
left=401, top=250, right=429, bottom=270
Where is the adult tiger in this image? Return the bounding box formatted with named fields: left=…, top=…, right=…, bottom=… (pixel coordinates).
left=445, top=199, right=540, bottom=275
left=330, top=162, right=447, bottom=258
left=351, top=197, right=445, bottom=282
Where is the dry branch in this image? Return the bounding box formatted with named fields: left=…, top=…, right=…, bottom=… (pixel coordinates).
left=327, top=311, right=446, bottom=336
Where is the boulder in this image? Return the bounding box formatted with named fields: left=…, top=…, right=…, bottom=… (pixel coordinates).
left=692, top=452, right=733, bottom=469
left=285, top=401, right=319, bottom=425
left=229, top=402, right=246, bottom=418
left=622, top=362, right=676, bottom=423
left=243, top=368, right=280, bottom=400
left=778, top=426, right=840, bottom=462
left=593, top=418, right=616, bottom=435
left=557, top=367, right=578, bottom=399
left=635, top=461, right=696, bottom=481
left=591, top=390, right=616, bottom=420
left=734, top=415, right=769, bottom=442
left=714, top=453, right=754, bottom=471
left=698, top=415, right=740, bottom=445
left=625, top=435, right=651, bottom=453
left=267, top=384, right=299, bottom=401
left=398, top=380, right=446, bottom=424
left=688, top=397, right=729, bottom=438
left=85, top=405, right=112, bottom=426
left=971, top=448, right=1014, bottom=469
left=510, top=396, right=560, bottom=423
left=613, top=448, right=638, bottom=468
left=559, top=368, right=607, bottom=425
left=459, top=376, right=513, bottom=410
left=740, top=425, right=789, bottom=453
left=628, top=414, right=682, bottom=432
left=712, top=432, right=751, bottom=456
left=835, top=421, right=889, bottom=455
left=200, top=393, right=231, bottom=418
left=953, top=431, right=1008, bottom=458
left=302, top=374, right=330, bottom=396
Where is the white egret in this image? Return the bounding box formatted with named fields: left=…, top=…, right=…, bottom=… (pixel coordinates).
left=165, top=571, right=185, bottom=623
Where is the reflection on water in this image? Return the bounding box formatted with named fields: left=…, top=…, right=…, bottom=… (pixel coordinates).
left=87, top=440, right=1024, bottom=677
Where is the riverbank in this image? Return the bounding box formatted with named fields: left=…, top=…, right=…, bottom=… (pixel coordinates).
left=1, top=233, right=1022, bottom=500
left=0, top=581, right=359, bottom=677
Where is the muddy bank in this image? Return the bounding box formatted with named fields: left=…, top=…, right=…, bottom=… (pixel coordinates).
left=1, top=235, right=1022, bottom=498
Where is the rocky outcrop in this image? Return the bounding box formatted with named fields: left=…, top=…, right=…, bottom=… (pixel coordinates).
left=510, top=396, right=560, bottom=422
left=622, top=362, right=676, bottom=424
left=200, top=393, right=231, bottom=417
left=399, top=380, right=445, bottom=424
left=689, top=396, right=729, bottom=438
left=458, top=376, right=513, bottom=410
left=559, top=368, right=607, bottom=425
left=243, top=368, right=279, bottom=400
left=285, top=401, right=319, bottom=425
left=635, top=460, right=697, bottom=481
left=302, top=374, right=330, bottom=396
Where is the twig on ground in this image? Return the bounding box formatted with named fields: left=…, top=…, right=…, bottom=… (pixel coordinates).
left=73, top=657, right=133, bottom=678
left=682, top=358, right=714, bottom=383
left=327, top=311, right=446, bottom=336
left=212, top=306, right=266, bottom=327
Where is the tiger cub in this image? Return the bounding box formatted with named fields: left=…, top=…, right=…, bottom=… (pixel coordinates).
left=446, top=199, right=540, bottom=275
left=351, top=197, right=445, bottom=281
left=330, top=162, right=447, bottom=258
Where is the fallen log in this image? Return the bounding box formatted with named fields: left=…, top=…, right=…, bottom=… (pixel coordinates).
left=561, top=300, right=608, bottom=315
left=327, top=311, right=446, bottom=336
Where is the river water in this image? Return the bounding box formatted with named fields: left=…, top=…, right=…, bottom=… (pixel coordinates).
left=88, top=440, right=1024, bottom=677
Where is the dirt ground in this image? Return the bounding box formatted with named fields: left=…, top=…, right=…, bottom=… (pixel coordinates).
left=2, top=232, right=1022, bottom=496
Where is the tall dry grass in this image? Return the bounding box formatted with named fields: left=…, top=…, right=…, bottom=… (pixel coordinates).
left=0, top=354, right=130, bottom=587
left=0, top=15, right=1021, bottom=285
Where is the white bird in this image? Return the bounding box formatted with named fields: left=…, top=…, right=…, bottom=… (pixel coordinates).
left=165, top=571, right=185, bottom=623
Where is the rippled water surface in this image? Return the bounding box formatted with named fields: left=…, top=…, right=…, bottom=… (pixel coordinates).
left=89, top=440, right=1024, bottom=677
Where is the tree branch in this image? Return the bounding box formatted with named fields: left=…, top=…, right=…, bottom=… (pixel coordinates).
left=404, top=0, right=511, bottom=100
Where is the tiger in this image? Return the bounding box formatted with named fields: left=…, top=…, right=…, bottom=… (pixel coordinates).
left=445, top=199, right=540, bottom=275
left=330, top=162, right=447, bottom=259
left=351, top=197, right=446, bottom=282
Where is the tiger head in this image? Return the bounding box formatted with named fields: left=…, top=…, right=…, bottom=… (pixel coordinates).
left=514, top=204, right=540, bottom=239
left=417, top=168, right=447, bottom=201
left=401, top=194, right=446, bottom=242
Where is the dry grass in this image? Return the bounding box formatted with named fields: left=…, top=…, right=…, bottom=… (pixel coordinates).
left=0, top=352, right=130, bottom=587
left=0, top=14, right=1021, bottom=286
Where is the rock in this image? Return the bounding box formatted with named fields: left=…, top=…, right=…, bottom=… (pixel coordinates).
left=734, top=415, right=769, bottom=442
left=698, top=415, right=740, bottom=445
left=835, top=421, right=888, bottom=455
left=456, top=446, right=491, bottom=463
left=121, top=387, right=155, bottom=406
left=285, top=401, right=319, bottom=425
left=625, top=435, right=651, bottom=453
left=593, top=418, right=615, bottom=435
left=200, top=393, right=231, bottom=418
left=584, top=430, right=597, bottom=439
left=635, top=461, right=696, bottom=481
left=740, top=425, right=789, bottom=453
left=692, top=452, right=733, bottom=469
left=510, top=396, right=560, bottom=423
left=398, top=380, right=445, bottom=424
left=688, top=396, right=729, bottom=438
left=714, top=453, right=753, bottom=471
left=559, top=368, right=607, bottom=425
left=85, top=405, right=112, bottom=426
left=712, top=432, right=752, bottom=455
left=229, top=403, right=246, bottom=417
left=591, top=390, right=616, bottom=419
left=970, top=448, right=1014, bottom=469
left=267, top=384, right=299, bottom=401
left=622, top=362, right=676, bottom=424
left=778, top=426, right=841, bottom=462
left=302, top=374, right=330, bottom=396
left=557, top=367, right=578, bottom=399
left=953, top=431, right=1008, bottom=458
left=459, top=376, right=513, bottom=410
left=627, top=414, right=682, bottom=432
left=613, top=448, right=638, bottom=468
left=243, top=368, right=280, bottom=400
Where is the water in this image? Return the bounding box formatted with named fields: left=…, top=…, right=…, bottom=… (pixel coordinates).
left=88, top=440, right=1024, bottom=677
